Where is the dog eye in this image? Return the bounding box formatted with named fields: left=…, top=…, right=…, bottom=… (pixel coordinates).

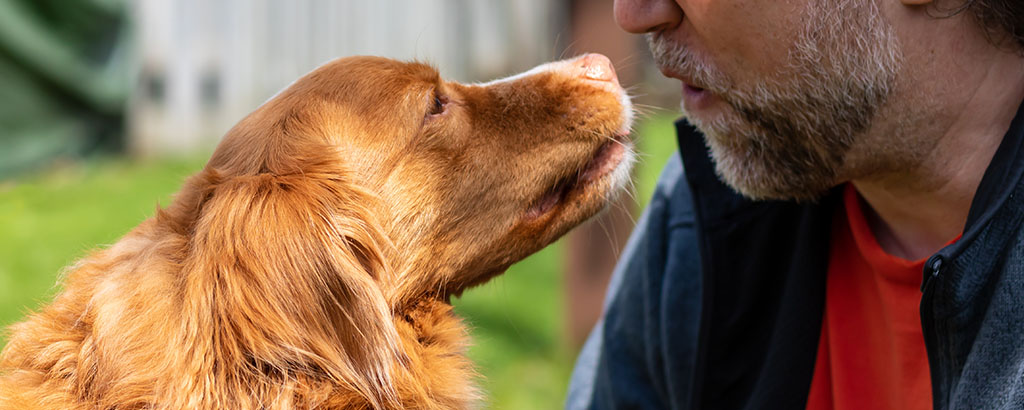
left=428, top=93, right=448, bottom=117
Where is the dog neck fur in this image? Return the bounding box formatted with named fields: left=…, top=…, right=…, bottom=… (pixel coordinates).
left=0, top=150, right=480, bottom=409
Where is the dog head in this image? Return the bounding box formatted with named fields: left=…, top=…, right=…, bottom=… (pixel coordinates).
left=204, top=54, right=634, bottom=303
left=172, top=55, right=632, bottom=406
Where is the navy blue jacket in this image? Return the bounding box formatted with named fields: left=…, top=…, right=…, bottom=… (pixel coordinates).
left=567, top=102, right=1024, bottom=409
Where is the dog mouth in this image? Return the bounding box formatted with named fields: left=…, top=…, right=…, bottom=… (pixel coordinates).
left=525, top=134, right=631, bottom=220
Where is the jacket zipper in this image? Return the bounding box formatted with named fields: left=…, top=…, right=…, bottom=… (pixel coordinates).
left=688, top=184, right=714, bottom=410
left=920, top=254, right=944, bottom=410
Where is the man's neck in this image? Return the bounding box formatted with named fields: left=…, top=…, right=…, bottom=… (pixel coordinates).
left=852, top=50, right=1024, bottom=261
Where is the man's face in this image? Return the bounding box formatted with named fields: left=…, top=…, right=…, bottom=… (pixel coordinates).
left=618, top=0, right=903, bottom=201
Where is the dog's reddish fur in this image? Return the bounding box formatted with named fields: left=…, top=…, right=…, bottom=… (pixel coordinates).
left=0, top=55, right=632, bottom=409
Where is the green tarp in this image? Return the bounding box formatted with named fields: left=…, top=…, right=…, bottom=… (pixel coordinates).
left=0, top=0, right=129, bottom=178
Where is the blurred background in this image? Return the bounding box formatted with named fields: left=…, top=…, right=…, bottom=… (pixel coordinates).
left=0, top=0, right=682, bottom=407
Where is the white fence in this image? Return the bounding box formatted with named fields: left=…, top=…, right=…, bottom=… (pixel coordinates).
left=128, top=0, right=565, bottom=156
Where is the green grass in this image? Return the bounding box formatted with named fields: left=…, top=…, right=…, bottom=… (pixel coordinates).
left=631, top=112, right=680, bottom=203
left=0, top=156, right=209, bottom=328
left=0, top=113, right=680, bottom=408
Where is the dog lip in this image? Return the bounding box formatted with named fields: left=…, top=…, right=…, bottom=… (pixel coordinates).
left=577, top=138, right=626, bottom=185
left=524, top=134, right=630, bottom=221
left=525, top=184, right=565, bottom=220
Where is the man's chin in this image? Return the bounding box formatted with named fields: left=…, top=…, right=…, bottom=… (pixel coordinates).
left=703, top=130, right=840, bottom=203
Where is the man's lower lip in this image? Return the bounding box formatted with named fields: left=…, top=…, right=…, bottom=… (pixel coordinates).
left=682, top=83, right=714, bottom=111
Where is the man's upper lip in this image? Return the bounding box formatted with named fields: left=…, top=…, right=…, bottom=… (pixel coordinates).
left=656, top=65, right=706, bottom=90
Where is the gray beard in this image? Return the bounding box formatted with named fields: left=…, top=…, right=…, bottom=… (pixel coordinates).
left=649, top=0, right=902, bottom=201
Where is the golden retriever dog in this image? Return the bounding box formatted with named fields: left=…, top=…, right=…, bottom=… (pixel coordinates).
left=0, top=53, right=633, bottom=409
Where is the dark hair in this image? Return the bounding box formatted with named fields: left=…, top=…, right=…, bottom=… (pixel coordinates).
left=959, top=0, right=1024, bottom=51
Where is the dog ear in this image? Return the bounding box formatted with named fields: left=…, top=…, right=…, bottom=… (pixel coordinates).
left=181, top=165, right=402, bottom=407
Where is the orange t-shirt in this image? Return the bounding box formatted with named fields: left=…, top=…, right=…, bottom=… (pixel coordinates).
left=805, top=184, right=940, bottom=410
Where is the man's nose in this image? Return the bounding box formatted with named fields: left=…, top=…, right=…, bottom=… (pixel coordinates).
left=613, top=0, right=684, bottom=34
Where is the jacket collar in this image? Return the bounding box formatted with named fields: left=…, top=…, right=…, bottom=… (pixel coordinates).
left=675, top=120, right=838, bottom=409
left=948, top=100, right=1024, bottom=258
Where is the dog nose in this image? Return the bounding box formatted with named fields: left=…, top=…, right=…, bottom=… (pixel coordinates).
left=577, top=53, right=619, bottom=85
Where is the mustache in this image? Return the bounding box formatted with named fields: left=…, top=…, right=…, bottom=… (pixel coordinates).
left=645, top=32, right=730, bottom=93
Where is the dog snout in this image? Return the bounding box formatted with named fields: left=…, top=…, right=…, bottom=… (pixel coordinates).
left=576, top=53, right=619, bottom=85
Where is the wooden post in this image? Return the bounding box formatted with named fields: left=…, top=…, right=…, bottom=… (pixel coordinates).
left=564, top=0, right=641, bottom=348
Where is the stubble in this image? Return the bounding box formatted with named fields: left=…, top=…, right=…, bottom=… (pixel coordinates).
left=649, top=0, right=903, bottom=201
